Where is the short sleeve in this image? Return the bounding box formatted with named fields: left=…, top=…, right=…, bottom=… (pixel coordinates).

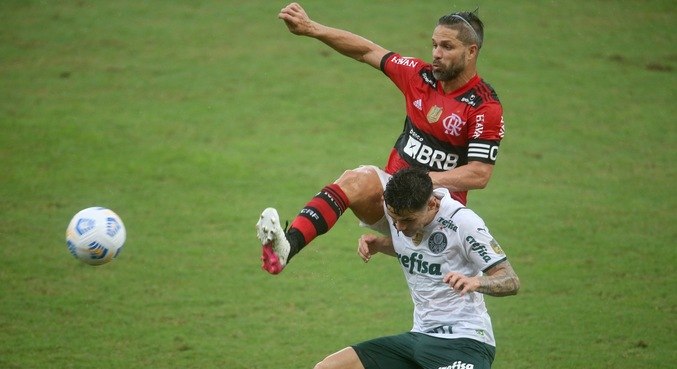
left=381, top=52, right=428, bottom=95
left=456, top=209, right=507, bottom=272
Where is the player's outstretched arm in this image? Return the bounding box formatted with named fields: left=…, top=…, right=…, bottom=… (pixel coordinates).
left=278, top=2, right=389, bottom=69
left=443, top=260, right=520, bottom=297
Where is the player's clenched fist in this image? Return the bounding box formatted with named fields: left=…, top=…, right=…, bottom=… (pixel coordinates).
left=357, top=234, right=396, bottom=263
left=357, top=234, right=379, bottom=263
left=278, top=3, right=315, bottom=36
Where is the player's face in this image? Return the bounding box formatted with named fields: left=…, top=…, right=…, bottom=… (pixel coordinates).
left=431, top=25, right=469, bottom=81
left=387, top=204, right=431, bottom=237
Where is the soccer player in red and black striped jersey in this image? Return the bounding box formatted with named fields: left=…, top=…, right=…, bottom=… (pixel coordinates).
left=257, top=3, right=506, bottom=275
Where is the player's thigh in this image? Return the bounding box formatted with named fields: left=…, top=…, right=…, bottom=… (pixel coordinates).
left=314, top=347, right=365, bottom=369
left=416, top=336, right=496, bottom=369
left=334, top=165, right=384, bottom=201
left=335, top=165, right=386, bottom=225
left=351, top=332, right=421, bottom=369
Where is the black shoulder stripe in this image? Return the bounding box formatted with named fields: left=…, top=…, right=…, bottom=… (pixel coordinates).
left=449, top=207, right=467, bottom=219
left=482, top=257, right=508, bottom=273
left=477, top=81, right=500, bottom=103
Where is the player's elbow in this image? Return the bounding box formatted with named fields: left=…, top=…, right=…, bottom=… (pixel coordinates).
left=475, top=176, right=490, bottom=189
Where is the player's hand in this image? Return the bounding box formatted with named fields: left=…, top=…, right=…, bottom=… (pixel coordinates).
left=278, top=3, right=315, bottom=36
left=443, top=272, right=480, bottom=296
left=357, top=234, right=381, bottom=263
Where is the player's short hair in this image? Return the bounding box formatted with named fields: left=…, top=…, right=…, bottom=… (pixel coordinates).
left=384, top=168, right=433, bottom=214
left=437, top=10, right=484, bottom=49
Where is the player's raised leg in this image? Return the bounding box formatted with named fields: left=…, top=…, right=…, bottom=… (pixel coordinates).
left=335, top=165, right=387, bottom=227
left=256, top=166, right=385, bottom=274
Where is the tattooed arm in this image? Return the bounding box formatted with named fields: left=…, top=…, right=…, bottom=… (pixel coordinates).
left=443, top=260, right=520, bottom=297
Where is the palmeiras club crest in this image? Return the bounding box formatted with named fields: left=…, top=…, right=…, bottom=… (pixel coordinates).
left=428, top=232, right=448, bottom=254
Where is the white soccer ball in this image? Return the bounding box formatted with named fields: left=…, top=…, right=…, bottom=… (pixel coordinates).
left=66, top=207, right=126, bottom=266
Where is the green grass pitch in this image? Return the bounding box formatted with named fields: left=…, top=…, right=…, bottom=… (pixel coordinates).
left=1, top=1, right=675, bottom=368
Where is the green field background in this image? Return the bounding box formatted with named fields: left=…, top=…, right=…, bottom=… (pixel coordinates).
left=1, top=1, right=675, bottom=368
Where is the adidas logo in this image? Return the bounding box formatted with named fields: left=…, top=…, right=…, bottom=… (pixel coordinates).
left=413, top=99, right=423, bottom=111
left=439, top=361, right=474, bottom=369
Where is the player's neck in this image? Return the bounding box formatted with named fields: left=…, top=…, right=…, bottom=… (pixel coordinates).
left=440, top=69, right=477, bottom=94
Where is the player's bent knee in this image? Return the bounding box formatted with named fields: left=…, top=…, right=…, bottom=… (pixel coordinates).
left=335, top=166, right=380, bottom=198
left=335, top=167, right=365, bottom=186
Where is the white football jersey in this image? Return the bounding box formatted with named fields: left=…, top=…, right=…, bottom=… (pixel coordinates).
left=386, top=188, right=507, bottom=346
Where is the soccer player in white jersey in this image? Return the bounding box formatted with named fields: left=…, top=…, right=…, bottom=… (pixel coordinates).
left=313, top=167, right=520, bottom=369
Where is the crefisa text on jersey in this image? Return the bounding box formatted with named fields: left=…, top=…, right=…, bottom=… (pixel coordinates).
left=396, top=252, right=443, bottom=276
left=437, top=217, right=458, bottom=232
left=465, top=236, right=492, bottom=262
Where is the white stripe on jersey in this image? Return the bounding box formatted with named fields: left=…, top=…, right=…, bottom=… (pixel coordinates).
left=467, top=142, right=491, bottom=159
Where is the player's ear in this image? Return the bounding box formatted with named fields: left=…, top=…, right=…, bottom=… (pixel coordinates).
left=467, top=44, right=479, bottom=60
left=427, top=196, right=437, bottom=210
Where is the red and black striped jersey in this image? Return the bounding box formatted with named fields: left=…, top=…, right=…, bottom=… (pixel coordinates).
left=380, top=52, right=505, bottom=204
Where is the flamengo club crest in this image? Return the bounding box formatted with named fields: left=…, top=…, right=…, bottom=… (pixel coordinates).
left=443, top=113, right=464, bottom=136
left=427, top=105, right=443, bottom=123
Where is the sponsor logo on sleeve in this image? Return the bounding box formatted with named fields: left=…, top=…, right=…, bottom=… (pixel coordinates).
left=466, top=236, right=491, bottom=262
left=499, top=116, right=505, bottom=138
left=490, top=239, right=504, bottom=254
left=472, top=114, right=485, bottom=139
left=391, top=56, right=419, bottom=68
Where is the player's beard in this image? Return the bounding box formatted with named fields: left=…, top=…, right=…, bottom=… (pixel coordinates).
left=432, top=53, right=467, bottom=81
